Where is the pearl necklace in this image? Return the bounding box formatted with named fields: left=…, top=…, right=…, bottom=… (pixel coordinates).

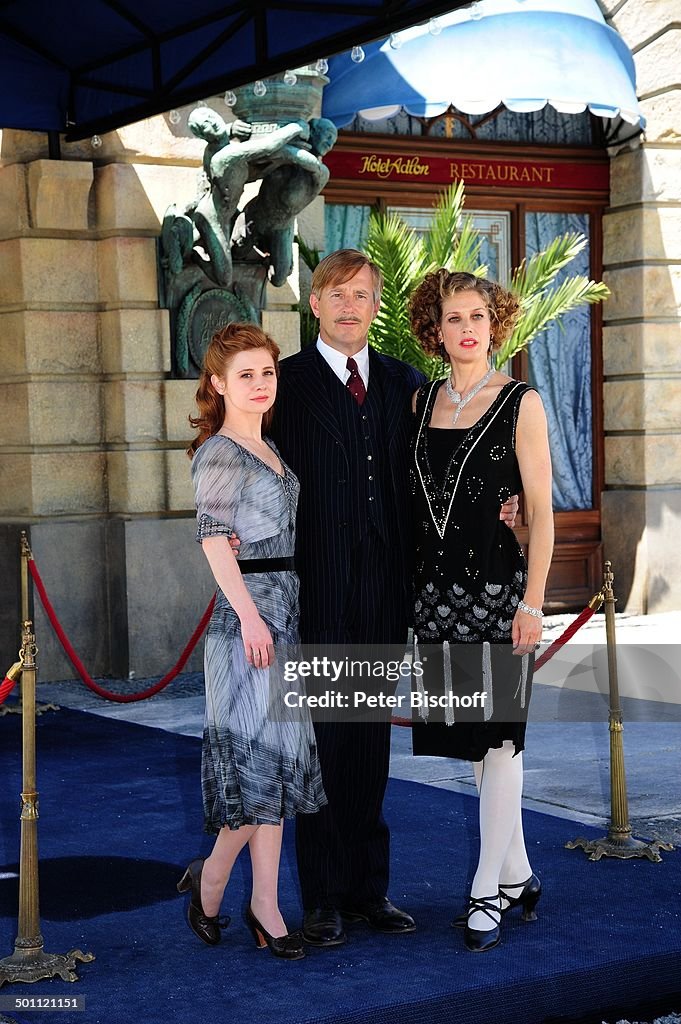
left=444, top=367, right=495, bottom=426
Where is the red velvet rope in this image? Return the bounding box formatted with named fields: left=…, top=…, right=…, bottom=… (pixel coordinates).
left=0, top=674, right=18, bottom=705
left=533, top=604, right=595, bottom=671
left=28, top=559, right=215, bottom=703
left=22, top=554, right=599, bottom=711
left=391, top=602, right=599, bottom=727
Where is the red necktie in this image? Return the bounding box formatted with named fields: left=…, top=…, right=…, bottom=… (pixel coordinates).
left=346, top=357, right=366, bottom=406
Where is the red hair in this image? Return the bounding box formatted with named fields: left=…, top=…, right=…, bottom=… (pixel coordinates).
left=187, top=322, right=280, bottom=457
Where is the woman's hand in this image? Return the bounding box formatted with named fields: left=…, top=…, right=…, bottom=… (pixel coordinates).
left=240, top=613, right=275, bottom=669
left=511, top=608, right=542, bottom=657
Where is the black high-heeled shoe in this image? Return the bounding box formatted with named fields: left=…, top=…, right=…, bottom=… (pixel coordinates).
left=463, top=895, right=502, bottom=953
left=245, top=905, right=305, bottom=960
left=498, top=873, right=542, bottom=922
left=176, top=858, right=230, bottom=946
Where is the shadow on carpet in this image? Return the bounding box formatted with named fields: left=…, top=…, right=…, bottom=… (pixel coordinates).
left=1, top=709, right=679, bottom=1024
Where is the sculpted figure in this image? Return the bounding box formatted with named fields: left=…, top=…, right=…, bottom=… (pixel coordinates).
left=232, top=118, right=338, bottom=286
left=168, top=107, right=311, bottom=288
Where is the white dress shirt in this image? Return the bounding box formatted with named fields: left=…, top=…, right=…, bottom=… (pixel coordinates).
left=316, top=336, right=370, bottom=390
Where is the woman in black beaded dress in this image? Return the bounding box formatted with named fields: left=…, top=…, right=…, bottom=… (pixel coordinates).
left=408, top=271, right=554, bottom=953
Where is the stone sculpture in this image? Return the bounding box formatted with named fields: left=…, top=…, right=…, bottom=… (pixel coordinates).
left=160, top=92, right=335, bottom=377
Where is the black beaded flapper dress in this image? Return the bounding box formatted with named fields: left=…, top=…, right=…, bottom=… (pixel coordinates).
left=410, top=378, right=535, bottom=762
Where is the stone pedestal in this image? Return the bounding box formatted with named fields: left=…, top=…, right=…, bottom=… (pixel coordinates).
left=601, top=1, right=681, bottom=612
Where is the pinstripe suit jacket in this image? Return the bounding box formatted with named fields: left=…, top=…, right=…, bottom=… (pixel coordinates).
left=269, top=344, right=426, bottom=636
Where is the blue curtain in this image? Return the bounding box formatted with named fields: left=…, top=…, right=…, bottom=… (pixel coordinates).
left=348, top=106, right=592, bottom=145
left=525, top=212, right=593, bottom=511
left=324, top=203, right=372, bottom=255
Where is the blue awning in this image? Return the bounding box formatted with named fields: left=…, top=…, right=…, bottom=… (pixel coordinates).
left=322, top=0, right=645, bottom=131
left=0, top=0, right=475, bottom=139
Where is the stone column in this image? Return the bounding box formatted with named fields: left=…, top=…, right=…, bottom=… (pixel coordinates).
left=0, top=155, right=112, bottom=677
left=0, top=123, right=215, bottom=680
left=600, top=0, right=681, bottom=611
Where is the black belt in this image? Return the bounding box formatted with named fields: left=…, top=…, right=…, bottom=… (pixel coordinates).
left=238, top=557, right=295, bottom=575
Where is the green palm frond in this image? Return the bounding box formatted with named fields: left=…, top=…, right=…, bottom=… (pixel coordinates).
left=364, top=208, right=425, bottom=294
left=422, top=182, right=484, bottom=275
left=495, top=276, right=610, bottom=366
left=451, top=217, right=486, bottom=275
left=359, top=183, right=609, bottom=380
left=423, top=182, right=462, bottom=269
left=511, top=233, right=587, bottom=300
left=364, top=209, right=430, bottom=370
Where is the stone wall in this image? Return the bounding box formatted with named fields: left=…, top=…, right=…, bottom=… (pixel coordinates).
left=599, top=0, right=681, bottom=611
left=0, top=104, right=325, bottom=680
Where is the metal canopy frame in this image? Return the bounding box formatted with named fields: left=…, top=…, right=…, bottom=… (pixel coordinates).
left=0, top=0, right=472, bottom=139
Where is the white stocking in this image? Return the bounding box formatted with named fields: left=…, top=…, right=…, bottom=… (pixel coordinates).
left=473, top=751, right=532, bottom=897
left=469, top=741, right=528, bottom=930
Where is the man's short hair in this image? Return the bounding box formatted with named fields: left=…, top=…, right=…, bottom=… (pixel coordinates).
left=311, top=249, right=383, bottom=303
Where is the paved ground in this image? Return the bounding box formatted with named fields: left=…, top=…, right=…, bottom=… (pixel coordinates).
left=16, top=608, right=681, bottom=847
left=3, top=609, right=679, bottom=1023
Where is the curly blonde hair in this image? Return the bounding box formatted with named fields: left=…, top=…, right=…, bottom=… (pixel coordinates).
left=408, top=270, right=521, bottom=357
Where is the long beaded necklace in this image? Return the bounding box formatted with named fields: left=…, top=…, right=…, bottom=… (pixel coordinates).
left=444, top=366, right=495, bottom=426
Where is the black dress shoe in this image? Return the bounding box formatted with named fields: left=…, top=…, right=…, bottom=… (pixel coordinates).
left=499, top=873, right=542, bottom=921
left=340, top=898, right=416, bottom=934
left=453, top=874, right=542, bottom=928
left=463, top=895, right=501, bottom=953
left=302, top=906, right=347, bottom=947
left=176, top=858, right=230, bottom=946
left=245, top=906, right=305, bottom=960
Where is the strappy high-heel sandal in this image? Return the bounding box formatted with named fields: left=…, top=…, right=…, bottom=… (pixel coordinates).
left=463, top=894, right=502, bottom=952
left=245, top=905, right=305, bottom=960
left=498, top=873, right=542, bottom=922
left=176, top=858, right=230, bottom=946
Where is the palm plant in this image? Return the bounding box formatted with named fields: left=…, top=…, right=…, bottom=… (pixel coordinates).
left=362, top=183, right=609, bottom=378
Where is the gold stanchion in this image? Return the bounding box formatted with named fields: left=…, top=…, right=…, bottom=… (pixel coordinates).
left=0, top=533, right=58, bottom=718
left=566, top=561, right=674, bottom=862
left=0, top=620, right=94, bottom=987
left=20, top=531, right=30, bottom=624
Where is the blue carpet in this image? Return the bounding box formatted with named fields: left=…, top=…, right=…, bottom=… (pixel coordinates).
left=1, top=709, right=679, bottom=1024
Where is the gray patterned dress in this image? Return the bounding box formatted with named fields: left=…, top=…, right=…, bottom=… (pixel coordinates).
left=192, top=434, right=326, bottom=833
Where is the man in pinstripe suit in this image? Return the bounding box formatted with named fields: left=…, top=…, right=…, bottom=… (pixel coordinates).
left=269, top=249, right=425, bottom=946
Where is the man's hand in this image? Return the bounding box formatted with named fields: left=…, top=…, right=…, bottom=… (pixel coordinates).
left=500, top=494, right=519, bottom=528
left=228, top=533, right=241, bottom=554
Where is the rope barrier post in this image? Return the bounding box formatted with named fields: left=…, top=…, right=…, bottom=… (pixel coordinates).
left=4, top=533, right=59, bottom=719
left=0, top=620, right=94, bottom=988
left=0, top=534, right=33, bottom=718
left=20, top=530, right=31, bottom=624
left=566, top=561, right=674, bottom=863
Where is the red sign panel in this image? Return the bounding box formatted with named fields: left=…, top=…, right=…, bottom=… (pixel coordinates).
left=324, top=150, right=609, bottom=192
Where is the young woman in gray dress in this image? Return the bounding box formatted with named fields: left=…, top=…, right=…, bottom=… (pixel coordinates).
left=408, top=271, right=554, bottom=953
left=178, top=323, right=326, bottom=960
